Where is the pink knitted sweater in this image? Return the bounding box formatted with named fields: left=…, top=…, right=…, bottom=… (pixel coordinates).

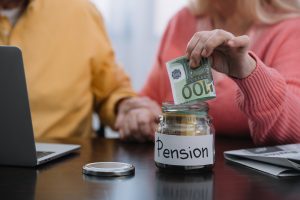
left=140, top=7, right=300, bottom=145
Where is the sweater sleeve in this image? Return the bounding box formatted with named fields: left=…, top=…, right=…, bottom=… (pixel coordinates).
left=234, top=23, right=300, bottom=145
left=87, top=3, right=136, bottom=128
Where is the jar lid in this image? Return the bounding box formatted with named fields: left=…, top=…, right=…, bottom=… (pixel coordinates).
left=82, top=162, right=135, bottom=177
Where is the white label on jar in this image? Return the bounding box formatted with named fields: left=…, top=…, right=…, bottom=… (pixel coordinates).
left=154, top=133, right=214, bottom=166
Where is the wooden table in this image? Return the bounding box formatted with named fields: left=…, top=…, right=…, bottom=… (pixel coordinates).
left=1, top=137, right=300, bottom=200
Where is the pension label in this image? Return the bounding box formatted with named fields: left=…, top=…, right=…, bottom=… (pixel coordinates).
left=154, top=133, right=214, bottom=166
left=166, top=56, right=216, bottom=104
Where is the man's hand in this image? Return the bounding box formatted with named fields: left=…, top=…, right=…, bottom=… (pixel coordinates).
left=115, top=97, right=161, bottom=142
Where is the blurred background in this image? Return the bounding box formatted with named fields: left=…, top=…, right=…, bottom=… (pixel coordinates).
left=90, top=0, right=187, bottom=135
left=91, top=0, right=186, bottom=91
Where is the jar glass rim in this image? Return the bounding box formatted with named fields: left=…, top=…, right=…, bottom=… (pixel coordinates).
left=162, top=101, right=208, bottom=113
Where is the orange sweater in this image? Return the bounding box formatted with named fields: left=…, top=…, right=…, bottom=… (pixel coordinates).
left=0, top=0, right=135, bottom=138
left=140, top=7, right=300, bottom=145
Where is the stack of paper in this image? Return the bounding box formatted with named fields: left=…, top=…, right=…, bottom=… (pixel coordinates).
left=224, top=144, right=300, bottom=177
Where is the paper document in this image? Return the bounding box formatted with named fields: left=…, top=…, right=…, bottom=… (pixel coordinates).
left=224, top=143, right=300, bottom=177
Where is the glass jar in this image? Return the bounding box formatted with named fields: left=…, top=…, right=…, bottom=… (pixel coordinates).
left=154, top=101, right=215, bottom=173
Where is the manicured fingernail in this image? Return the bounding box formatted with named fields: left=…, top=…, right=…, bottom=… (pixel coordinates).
left=228, top=40, right=234, bottom=46
left=191, top=60, right=197, bottom=68
left=192, top=60, right=196, bottom=68
left=202, top=49, right=207, bottom=56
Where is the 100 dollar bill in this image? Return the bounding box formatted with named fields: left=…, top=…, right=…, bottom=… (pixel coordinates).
left=166, top=56, right=216, bottom=104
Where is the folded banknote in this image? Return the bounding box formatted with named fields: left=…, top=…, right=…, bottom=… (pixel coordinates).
left=166, top=56, right=216, bottom=104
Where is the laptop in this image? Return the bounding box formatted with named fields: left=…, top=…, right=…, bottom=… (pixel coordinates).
left=0, top=46, right=80, bottom=167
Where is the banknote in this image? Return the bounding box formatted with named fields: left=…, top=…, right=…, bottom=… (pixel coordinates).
left=166, top=56, right=216, bottom=104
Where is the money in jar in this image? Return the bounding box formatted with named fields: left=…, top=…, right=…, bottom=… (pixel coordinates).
left=154, top=101, right=215, bottom=172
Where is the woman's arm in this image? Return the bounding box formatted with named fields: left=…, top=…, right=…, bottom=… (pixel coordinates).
left=186, top=22, right=300, bottom=145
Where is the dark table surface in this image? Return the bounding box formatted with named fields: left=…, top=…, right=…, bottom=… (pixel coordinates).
left=1, top=136, right=300, bottom=200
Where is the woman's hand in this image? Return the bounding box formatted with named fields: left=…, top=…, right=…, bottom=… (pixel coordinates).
left=115, top=97, right=161, bottom=142
left=186, top=29, right=256, bottom=79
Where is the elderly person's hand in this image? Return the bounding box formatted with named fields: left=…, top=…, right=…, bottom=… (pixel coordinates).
left=115, top=97, right=161, bottom=142
left=186, top=29, right=256, bottom=79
